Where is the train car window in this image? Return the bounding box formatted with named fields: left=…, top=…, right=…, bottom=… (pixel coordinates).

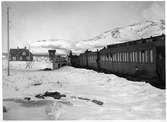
left=125, top=52, right=127, bottom=62
left=122, top=53, right=124, bottom=62
left=139, top=51, right=142, bottom=63
left=105, top=54, right=107, bottom=61
left=150, top=50, right=153, bottom=63
left=133, top=52, right=135, bottom=62
left=106, top=54, right=108, bottom=61
left=129, top=52, right=131, bottom=62
left=122, top=53, right=123, bottom=62
left=116, top=53, right=118, bottom=62
left=132, top=52, right=134, bottom=62
left=124, top=52, right=126, bottom=62
left=110, top=53, right=112, bottom=62
left=120, top=53, right=122, bottom=62
left=130, top=52, right=132, bottom=62
left=135, top=52, right=138, bottom=63
left=126, top=52, right=128, bottom=62
left=107, top=53, right=109, bottom=61
left=145, top=50, right=148, bottom=63
left=127, top=52, right=129, bottom=62
left=114, top=53, right=116, bottom=62
left=132, top=52, right=135, bottom=62
left=118, top=53, right=120, bottom=62
left=124, top=53, right=126, bottom=62
left=131, top=52, right=133, bottom=62
left=120, top=53, right=121, bottom=62
left=142, top=51, right=145, bottom=63
left=109, top=55, right=111, bottom=61
left=134, top=52, right=136, bottom=62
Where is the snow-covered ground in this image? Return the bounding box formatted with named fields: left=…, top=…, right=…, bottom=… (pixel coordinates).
left=2, top=60, right=166, bottom=120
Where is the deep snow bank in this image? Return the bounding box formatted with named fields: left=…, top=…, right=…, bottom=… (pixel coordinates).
left=3, top=60, right=165, bottom=120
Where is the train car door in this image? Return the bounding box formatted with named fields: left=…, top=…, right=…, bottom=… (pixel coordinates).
left=156, top=46, right=165, bottom=83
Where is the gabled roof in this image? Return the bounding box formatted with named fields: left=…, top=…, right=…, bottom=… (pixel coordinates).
left=10, top=48, right=32, bottom=56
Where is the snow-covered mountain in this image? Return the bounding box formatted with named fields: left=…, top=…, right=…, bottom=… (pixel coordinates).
left=107, top=19, right=165, bottom=42
left=31, top=20, right=165, bottom=55
left=75, top=19, right=165, bottom=52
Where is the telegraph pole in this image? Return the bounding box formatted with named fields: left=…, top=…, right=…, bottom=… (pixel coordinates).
left=7, top=7, right=10, bottom=76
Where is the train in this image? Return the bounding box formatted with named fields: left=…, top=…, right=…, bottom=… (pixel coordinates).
left=71, top=34, right=165, bottom=89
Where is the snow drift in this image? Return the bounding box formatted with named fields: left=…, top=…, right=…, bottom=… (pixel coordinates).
left=3, top=60, right=165, bottom=120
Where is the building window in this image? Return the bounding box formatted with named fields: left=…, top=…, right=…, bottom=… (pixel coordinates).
left=12, top=56, right=16, bottom=61
left=20, top=56, right=23, bottom=60
left=26, top=56, right=30, bottom=60
left=22, top=51, right=26, bottom=56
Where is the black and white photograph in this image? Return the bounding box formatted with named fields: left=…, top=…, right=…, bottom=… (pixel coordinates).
left=2, top=0, right=166, bottom=120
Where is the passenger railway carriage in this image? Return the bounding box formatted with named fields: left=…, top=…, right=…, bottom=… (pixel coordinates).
left=71, top=35, right=165, bottom=88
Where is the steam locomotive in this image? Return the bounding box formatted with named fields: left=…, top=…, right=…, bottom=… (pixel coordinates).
left=71, top=34, right=165, bottom=89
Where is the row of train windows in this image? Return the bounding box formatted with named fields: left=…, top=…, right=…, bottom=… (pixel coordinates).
left=82, top=49, right=153, bottom=63
left=100, top=50, right=153, bottom=63
left=88, top=55, right=97, bottom=62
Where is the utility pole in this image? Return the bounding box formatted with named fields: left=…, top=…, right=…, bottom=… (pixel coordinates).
left=7, top=7, right=10, bottom=76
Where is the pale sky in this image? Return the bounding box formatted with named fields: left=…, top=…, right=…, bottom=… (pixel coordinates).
left=2, top=1, right=165, bottom=54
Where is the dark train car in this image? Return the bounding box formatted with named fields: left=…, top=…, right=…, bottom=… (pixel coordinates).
left=71, top=34, right=165, bottom=88
left=71, top=55, right=80, bottom=67
left=99, top=34, right=165, bottom=87
left=86, top=51, right=98, bottom=70
left=79, top=53, right=88, bottom=68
